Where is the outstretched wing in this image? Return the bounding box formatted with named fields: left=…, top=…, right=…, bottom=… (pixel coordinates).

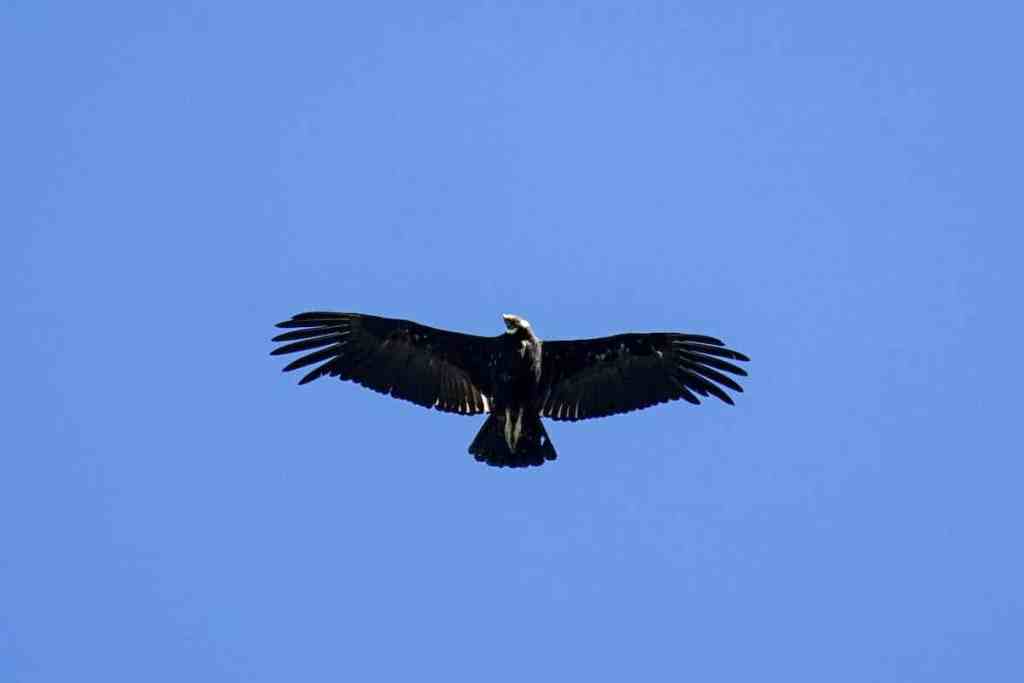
left=539, top=333, right=749, bottom=421
left=272, top=312, right=495, bottom=415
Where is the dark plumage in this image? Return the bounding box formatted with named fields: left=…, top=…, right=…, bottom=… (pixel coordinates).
left=271, top=312, right=750, bottom=468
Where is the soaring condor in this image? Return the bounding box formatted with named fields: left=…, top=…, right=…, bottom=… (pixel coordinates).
left=271, top=312, right=749, bottom=468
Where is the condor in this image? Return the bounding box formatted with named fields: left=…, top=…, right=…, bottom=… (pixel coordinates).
left=272, top=312, right=749, bottom=468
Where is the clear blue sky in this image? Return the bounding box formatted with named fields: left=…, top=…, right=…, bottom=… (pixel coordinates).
left=4, top=2, right=1023, bottom=681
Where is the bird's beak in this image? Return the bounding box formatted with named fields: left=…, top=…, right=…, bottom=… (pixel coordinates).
left=502, top=314, right=516, bottom=330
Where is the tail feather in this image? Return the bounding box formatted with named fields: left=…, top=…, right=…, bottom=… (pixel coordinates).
left=469, top=412, right=557, bottom=468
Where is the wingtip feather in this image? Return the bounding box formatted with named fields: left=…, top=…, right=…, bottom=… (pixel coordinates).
left=297, top=371, right=320, bottom=385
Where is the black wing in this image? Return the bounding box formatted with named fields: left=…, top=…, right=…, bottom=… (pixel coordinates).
left=539, top=333, right=749, bottom=421
left=271, top=312, right=496, bottom=415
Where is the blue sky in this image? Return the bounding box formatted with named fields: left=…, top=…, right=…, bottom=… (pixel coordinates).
left=4, top=2, right=1023, bottom=681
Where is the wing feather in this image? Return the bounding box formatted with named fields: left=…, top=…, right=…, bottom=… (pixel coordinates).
left=677, top=350, right=748, bottom=376
left=272, top=333, right=349, bottom=356
left=282, top=344, right=344, bottom=373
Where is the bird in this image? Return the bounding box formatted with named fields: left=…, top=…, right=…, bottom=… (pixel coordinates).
left=271, top=311, right=749, bottom=468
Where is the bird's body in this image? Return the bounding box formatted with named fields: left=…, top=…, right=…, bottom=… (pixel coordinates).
left=492, top=315, right=542, bottom=408
left=475, top=315, right=551, bottom=465
left=271, top=311, right=749, bottom=467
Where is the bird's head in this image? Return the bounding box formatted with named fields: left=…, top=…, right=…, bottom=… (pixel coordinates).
left=502, top=313, right=532, bottom=335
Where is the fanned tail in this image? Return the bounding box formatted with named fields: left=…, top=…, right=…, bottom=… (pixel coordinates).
left=468, top=411, right=557, bottom=468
